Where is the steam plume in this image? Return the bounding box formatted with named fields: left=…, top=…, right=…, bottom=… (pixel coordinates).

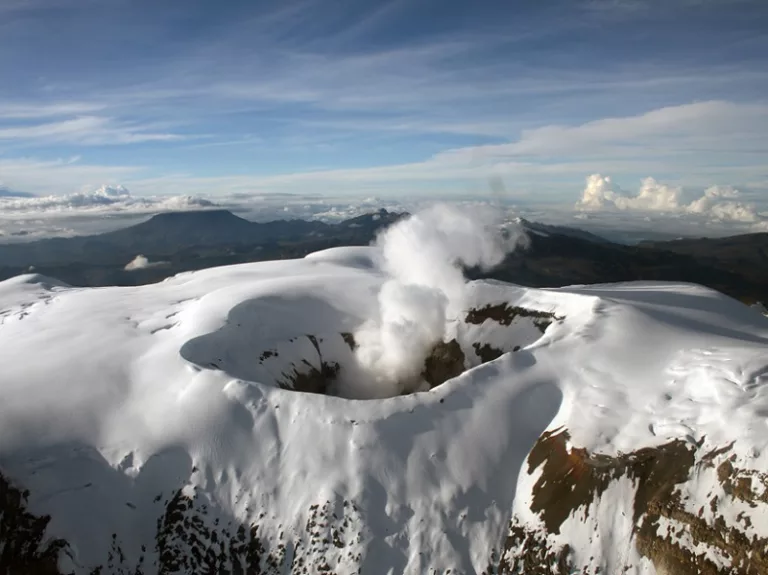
left=351, top=204, right=528, bottom=398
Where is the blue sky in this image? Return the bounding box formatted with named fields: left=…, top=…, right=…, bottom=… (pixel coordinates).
left=1, top=0, right=767, bottom=202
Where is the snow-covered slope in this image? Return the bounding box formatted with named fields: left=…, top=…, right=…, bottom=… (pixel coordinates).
left=1, top=246, right=767, bottom=574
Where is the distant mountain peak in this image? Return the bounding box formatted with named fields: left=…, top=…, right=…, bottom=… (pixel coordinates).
left=515, top=218, right=611, bottom=244
left=145, top=209, right=244, bottom=223
left=340, top=208, right=406, bottom=227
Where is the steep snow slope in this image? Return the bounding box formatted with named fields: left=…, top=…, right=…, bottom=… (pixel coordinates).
left=0, top=246, right=767, bottom=574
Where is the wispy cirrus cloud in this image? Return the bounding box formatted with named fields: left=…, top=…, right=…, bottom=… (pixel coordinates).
left=442, top=101, right=768, bottom=160
left=2, top=100, right=766, bottom=199
left=0, top=0, right=766, bottom=201
left=582, top=0, right=763, bottom=16
left=164, top=100, right=767, bottom=193
left=0, top=116, right=186, bottom=145
left=0, top=157, right=141, bottom=194
left=110, top=41, right=766, bottom=121
left=0, top=101, right=106, bottom=119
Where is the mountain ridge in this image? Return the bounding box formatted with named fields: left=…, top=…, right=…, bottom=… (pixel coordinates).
left=1, top=210, right=767, bottom=303
left=0, top=209, right=402, bottom=267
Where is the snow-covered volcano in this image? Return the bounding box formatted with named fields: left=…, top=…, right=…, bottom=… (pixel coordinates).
left=1, top=242, right=768, bottom=573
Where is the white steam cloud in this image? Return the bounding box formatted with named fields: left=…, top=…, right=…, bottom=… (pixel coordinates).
left=576, top=174, right=763, bottom=223
left=124, top=255, right=167, bottom=271
left=350, top=204, right=528, bottom=398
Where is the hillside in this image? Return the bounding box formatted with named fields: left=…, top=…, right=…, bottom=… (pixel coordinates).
left=3, top=210, right=768, bottom=304
left=100, top=210, right=295, bottom=249
left=642, top=233, right=768, bottom=291
left=484, top=230, right=768, bottom=303
left=0, top=209, right=403, bottom=267
left=0, top=209, right=404, bottom=285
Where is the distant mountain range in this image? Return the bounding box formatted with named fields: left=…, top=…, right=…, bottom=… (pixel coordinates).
left=482, top=226, right=768, bottom=303
left=0, top=209, right=766, bottom=302
left=514, top=217, right=613, bottom=244
left=0, top=209, right=402, bottom=266
left=0, top=209, right=405, bottom=286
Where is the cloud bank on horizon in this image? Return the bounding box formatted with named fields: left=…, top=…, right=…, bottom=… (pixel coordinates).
left=577, top=174, right=765, bottom=224
left=2, top=175, right=766, bottom=245
left=0, top=0, right=765, bottom=203
left=0, top=185, right=216, bottom=215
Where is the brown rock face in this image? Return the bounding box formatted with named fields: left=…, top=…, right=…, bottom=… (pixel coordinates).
left=465, top=303, right=562, bottom=333
left=500, top=429, right=768, bottom=575
left=421, top=339, right=466, bottom=389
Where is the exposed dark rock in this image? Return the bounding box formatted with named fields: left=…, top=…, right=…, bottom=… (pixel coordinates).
left=472, top=342, right=505, bottom=363
left=340, top=332, right=357, bottom=351
left=278, top=335, right=341, bottom=395
left=422, top=339, right=466, bottom=388
left=500, top=428, right=768, bottom=574
left=4, top=427, right=767, bottom=574
left=715, top=456, right=768, bottom=506
left=153, top=487, right=364, bottom=574
left=258, top=350, right=277, bottom=363
left=500, top=522, right=572, bottom=575
left=279, top=360, right=340, bottom=395
left=466, top=304, right=563, bottom=334
left=526, top=428, right=695, bottom=535
left=0, top=470, right=69, bottom=575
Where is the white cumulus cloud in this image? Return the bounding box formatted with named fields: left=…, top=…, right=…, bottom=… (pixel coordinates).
left=576, top=174, right=762, bottom=223
left=685, top=185, right=758, bottom=222
left=617, top=178, right=683, bottom=211
left=576, top=174, right=621, bottom=209
left=577, top=175, right=683, bottom=211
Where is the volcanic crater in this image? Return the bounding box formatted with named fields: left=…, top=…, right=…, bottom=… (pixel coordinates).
left=180, top=293, right=564, bottom=400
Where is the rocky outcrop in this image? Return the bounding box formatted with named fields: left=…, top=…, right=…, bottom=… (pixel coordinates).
left=0, top=471, right=68, bottom=575
left=472, top=342, right=506, bottom=363
left=1, top=471, right=366, bottom=575
left=154, top=492, right=364, bottom=575
left=465, top=304, right=563, bottom=334
left=500, top=429, right=768, bottom=574
left=277, top=335, right=341, bottom=395
left=5, top=427, right=768, bottom=574
left=421, top=340, right=466, bottom=389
